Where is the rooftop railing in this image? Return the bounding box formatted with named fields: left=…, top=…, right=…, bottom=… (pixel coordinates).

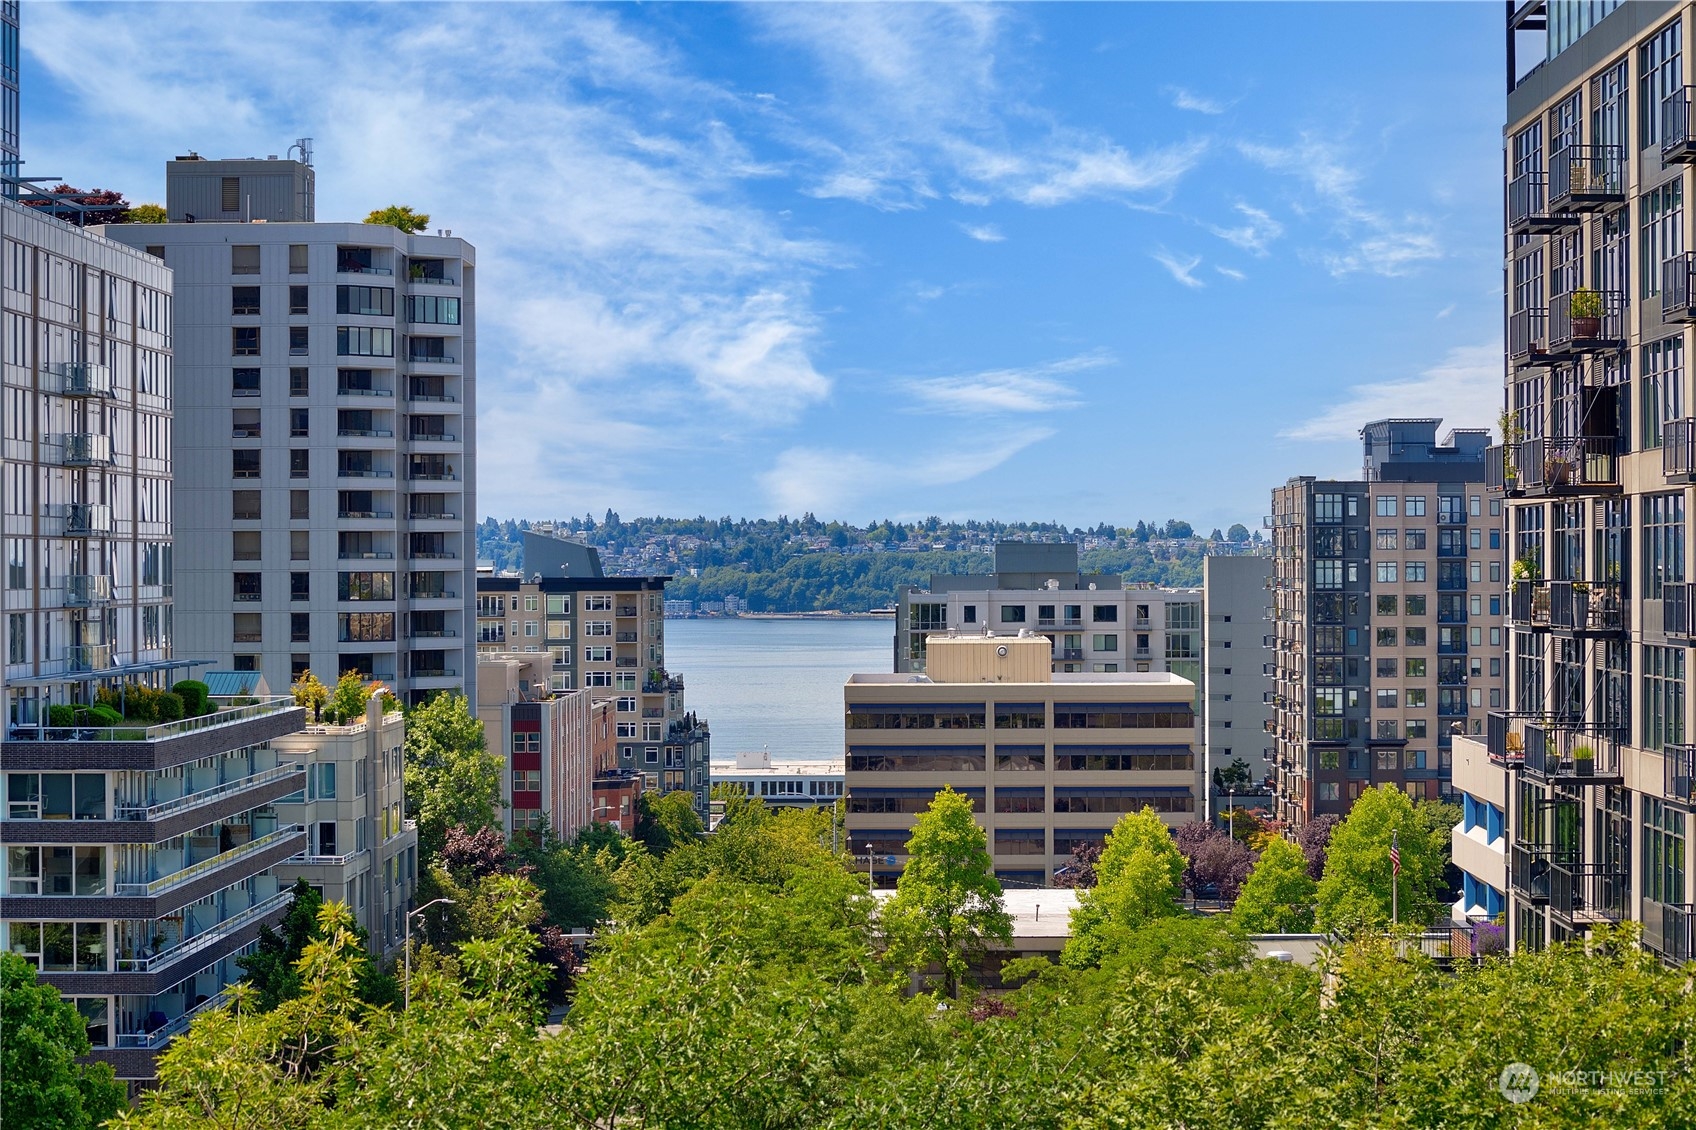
left=8, top=696, right=298, bottom=744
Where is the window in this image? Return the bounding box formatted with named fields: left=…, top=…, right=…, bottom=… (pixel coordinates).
left=289, top=326, right=309, bottom=355
left=1376, top=562, right=1398, bottom=583
left=338, top=612, right=394, bottom=641
left=1377, top=627, right=1397, bottom=647
left=1644, top=492, right=1685, bottom=599
left=406, top=294, right=460, bottom=324
left=1314, top=493, right=1343, bottom=523
left=1404, top=496, right=1426, bottom=517
left=232, top=327, right=259, bottom=356
left=290, top=490, right=310, bottom=520
left=290, top=285, right=309, bottom=315
left=292, top=612, right=311, bottom=642
left=513, top=769, right=542, bottom=792
left=1405, top=561, right=1427, bottom=583
left=291, top=409, right=310, bottom=438
left=1643, top=644, right=1686, bottom=752
left=1404, top=528, right=1427, bottom=550
left=1406, top=689, right=1428, bottom=708
left=336, top=326, right=393, bottom=357
left=233, top=573, right=261, bottom=602
left=231, top=244, right=260, bottom=274
left=338, top=572, right=395, bottom=601
left=231, top=286, right=260, bottom=315
left=1376, top=658, right=1398, bottom=678
left=1000, top=605, right=1026, bottom=624
left=1640, top=17, right=1684, bottom=149
left=290, top=244, right=309, bottom=273
left=1643, top=336, right=1685, bottom=449
left=233, top=531, right=261, bottom=561
left=1376, top=689, right=1399, bottom=709
left=232, top=491, right=261, bottom=521
left=336, top=285, right=395, bottom=317
left=1405, top=595, right=1427, bottom=616
left=232, top=450, right=260, bottom=479
left=231, top=367, right=260, bottom=397
left=1093, top=634, right=1118, bottom=652
left=290, top=449, right=309, bottom=478
left=291, top=572, right=310, bottom=601
left=1377, top=595, right=1398, bottom=616
left=1642, top=796, right=1687, bottom=905
left=962, top=605, right=977, bottom=623
left=1093, top=605, right=1118, bottom=623
left=1314, top=559, right=1342, bottom=589
left=1376, top=496, right=1398, bottom=517
left=290, top=367, right=309, bottom=396
left=1375, top=529, right=1398, bottom=550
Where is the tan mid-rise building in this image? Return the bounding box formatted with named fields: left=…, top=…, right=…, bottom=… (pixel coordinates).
left=844, top=633, right=1198, bottom=889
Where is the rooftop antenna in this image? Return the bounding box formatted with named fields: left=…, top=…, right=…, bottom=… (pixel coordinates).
left=288, top=137, right=314, bottom=166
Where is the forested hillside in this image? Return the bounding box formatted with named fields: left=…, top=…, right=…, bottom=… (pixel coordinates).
left=477, top=514, right=1263, bottom=613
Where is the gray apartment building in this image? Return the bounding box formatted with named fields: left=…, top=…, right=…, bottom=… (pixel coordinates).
left=99, top=154, right=477, bottom=706
left=895, top=540, right=1268, bottom=817
left=475, top=531, right=711, bottom=817
left=1486, top=0, right=1692, bottom=960
left=1202, top=554, right=1273, bottom=813
left=1267, top=419, right=1506, bottom=829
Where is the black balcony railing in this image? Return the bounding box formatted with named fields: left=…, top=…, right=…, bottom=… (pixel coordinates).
left=1521, top=718, right=1624, bottom=782
left=1508, top=579, right=1546, bottom=627
left=1508, top=171, right=1578, bottom=235
left=1666, top=418, right=1696, bottom=481
left=1663, top=253, right=1696, bottom=322
left=1550, top=861, right=1628, bottom=924
left=1666, top=743, right=1694, bottom=807
left=1547, top=580, right=1624, bottom=633
left=1487, top=711, right=1523, bottom=766
left=1514, top=436, right=1621, bottom=495
left=1510, top=843, right=1559, bottom=902
left=1508, top=308, right=1554, bottom=368
left=1643, top=901, right=1694, bottom=965
left=1548, top=145, right=1625, bottom=211
left=1548, top=290, right=1626, bottom=355
left=1666, top=581, right=1694, bottom=638
left=1663, top=87, right=1696, bottom=164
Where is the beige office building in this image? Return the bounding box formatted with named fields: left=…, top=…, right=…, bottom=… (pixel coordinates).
left=844, top=633, right=1197, bottom=888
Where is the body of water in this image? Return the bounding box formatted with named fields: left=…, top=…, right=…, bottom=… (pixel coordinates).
left=663, top=617, right=893, bottom=763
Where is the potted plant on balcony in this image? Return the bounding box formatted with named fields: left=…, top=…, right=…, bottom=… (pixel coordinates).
left=1497, top=409, right=1525, bottom=489
left=1571, top=579, right=1592, bottom=626
left=1505, top=732, right=1524, bottom=760
left=1571, top=744, right=1596, bottom=777
left=1570, top=287, right=1604, bottom=340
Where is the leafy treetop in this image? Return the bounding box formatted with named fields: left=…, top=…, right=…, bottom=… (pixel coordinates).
left=365, top=204, right=430, bottom=233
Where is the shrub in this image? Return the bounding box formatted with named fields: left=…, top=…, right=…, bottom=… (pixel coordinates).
left=88, top=705, right=124, bottom=728
left=172, top=680, right=212, bottom=717
left=47, top=704, right=76, bottom=727
left=155, top=692, right=185, bottom=723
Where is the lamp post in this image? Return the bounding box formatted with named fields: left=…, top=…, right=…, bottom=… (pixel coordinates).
left=865, top=842, right=874, bottom=892
left=404, top=897, right=455, bottom=1010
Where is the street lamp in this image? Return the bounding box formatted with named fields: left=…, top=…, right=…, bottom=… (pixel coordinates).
left=865, top=842, right=875, bottom=892
left=404, top=897, right=455, bottom=1010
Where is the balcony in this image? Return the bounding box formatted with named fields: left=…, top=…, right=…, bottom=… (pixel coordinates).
left=114, top=824, right=305, bottom=897
left=1666, top=744, right=1694, bottom=807
left=615, top=631, right=639, bottom=643
left=1662, top=87, right=1696, bottom=164
left=1546, top=580, right=1624, bottom=634
left=1507, top=308, right=1555, bottom=369
left=407, top=353, right=458, bottom=366
left=337, top=383, right=394, bottom=399
left=337, top=427, right=393, bottom=439
left=617, top=606, right=639, bottom=618
left=1550, top=862, right=1628, bottom=925
left=113, top=888, right=292, bottom=976
left=1665, top=418, right=1696, bottom=484
left=478, top=627, right=506, bottom=644
left=1509, top=842, right=1569, bottom=902
left=409, top=429, right=458, bottom=443
left=1547, top=290, right=1626, bottom=357
left=65, top=575, right=114, bottom=607
left=68, top=643, right=114, bottom=672
left=65, top=503, right=112, bottom=536
left=115, top=986, right=235, bottom=1050
left=1508, top=580, right=1548, bottom=628
left=61, top=433, right=113, bottom=467
left=1643, top=901, right=1695, bottom=965
left=1058, top=648, right=1084, bottom=661
left=1663, top=253, right=1696, bottom=323
left=50, top=361, right=113, bottom=398
left=114, top=764, right=306, bottom=824
left=1547, top=146, right=1624, bottom=213
left=1507, top=171, right=1578, bottom=236
left=1521, top=718, right=1624, bottom=783
left=1509, top=436, right=1621, bottom=496
left=338, top=509, right=394, bottom=520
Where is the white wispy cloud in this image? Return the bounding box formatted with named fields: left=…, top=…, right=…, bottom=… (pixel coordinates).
left=27, top=3, right=841, bottom=515
left=1208, top=203, right=1283, bottom=255
left=1215, top=266, right=1247, bottom=281
left=1238, top=133, right=1440, bottom=277
left=958, top=222, right=1006, bottom=243
left=759, top=430, right=1055, bottom=515
left=901, top=351, right=1110, bottom=415
left=1280, top=343, right=1501, bottom=442
left=1436, top=303, right=1457, bottom=319
left=1151, top=248, right=1205, bottom=289
left=1166, top=86, right=1226, bottom=115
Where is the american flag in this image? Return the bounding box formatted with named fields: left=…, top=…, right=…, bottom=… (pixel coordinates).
left=1390, top=831, right=1401, bottom=876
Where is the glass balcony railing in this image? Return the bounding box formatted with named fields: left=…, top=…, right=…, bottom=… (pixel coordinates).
left=61, top=433, right=113, bottom=467
left=49, top=361, right=113, bottom=398
left=65, top=575, right=113, bottom=607
left=114, top=889, right=291, bottom=974
left=113, top=763, right=302, bottom=823
left=65, top=503, right=112, bottom=536
left=113, top=824, right=304, bottom=897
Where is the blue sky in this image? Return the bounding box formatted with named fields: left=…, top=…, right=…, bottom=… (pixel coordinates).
left=23, top=2, right=1505, bottom=531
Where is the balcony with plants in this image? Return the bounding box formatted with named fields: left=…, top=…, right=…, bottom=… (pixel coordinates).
left=1547, top=145, right=1624, bottom=212
left=1547, top=287, right=1626, bottom=356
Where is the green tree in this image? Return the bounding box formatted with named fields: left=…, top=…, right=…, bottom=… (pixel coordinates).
left=1226, top=522, right=1250, bottom=542
left=633, top=789, right=704, bottom=855
left=238, top=880, right=398, bottom=1010
left=1232, top=836, right=1318, bottom=934
left=127, top=202, right=167, bottom=223
left=1315, top=785, right=1445, bottom=932
left=289, top=668, right=329, bottom=722
left=364, top=204, right=430, bottom=233
left=404, top=692, right=502, bottom=863
left=1, top=953, right=125, bottom=1130
left=1063, top=807, right=1186, bottom=967
left=879, top=788, right=1011, bottom=998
